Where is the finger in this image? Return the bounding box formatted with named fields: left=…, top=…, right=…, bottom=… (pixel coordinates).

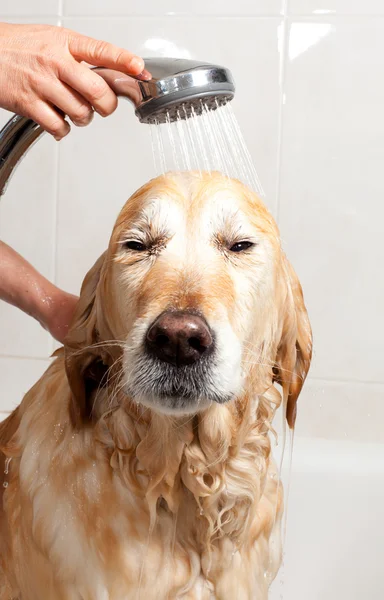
left=29, top=101, right=71, bottom=140
left=41, top=79, right=94, bottom=127
left=59, top=61, right=118, bottom=117
left=68, top=33, right=145, bottom=76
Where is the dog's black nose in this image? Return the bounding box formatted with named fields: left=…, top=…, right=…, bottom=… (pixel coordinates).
left=146, top=311, right=213, bottom=366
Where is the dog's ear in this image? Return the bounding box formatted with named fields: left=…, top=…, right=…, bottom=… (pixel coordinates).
left=273, top=258, right=312, bottom=428
left=64, top=252, right=110, bottom=427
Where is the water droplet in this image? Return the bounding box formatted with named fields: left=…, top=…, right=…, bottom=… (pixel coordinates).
left=4, top=457, right=12, bottom=475
left=3, top=482, right=8, bottom=489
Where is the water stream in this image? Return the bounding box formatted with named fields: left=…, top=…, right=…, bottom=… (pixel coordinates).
left=149, top=100, right=265, bottom=197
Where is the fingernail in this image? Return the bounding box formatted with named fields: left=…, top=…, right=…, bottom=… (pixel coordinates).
left=73, top=113, right=94, bottom=127
left=137, top=69, right=152, bottom=81
left=130, top=56, right=145, bottom=73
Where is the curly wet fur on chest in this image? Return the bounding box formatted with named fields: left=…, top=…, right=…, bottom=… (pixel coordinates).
left=0, top=359, right=283, bottom=599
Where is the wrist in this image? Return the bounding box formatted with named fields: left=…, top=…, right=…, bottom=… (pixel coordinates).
left=0, top=22, right=11, bottom=37
left=27, top=278, right=59, bottom=331
left=37, top=285, right=78, bottom=343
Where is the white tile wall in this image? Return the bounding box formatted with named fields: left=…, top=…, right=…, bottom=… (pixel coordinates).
left=1, top=5, right=383, bottom=446
left=0, top=1, right=59, bottom=17
left=0, top=356, right=51, bottom=412
left=0, top=117, right=58, bottom=358
left=295, top=379, right=384, bottom=443
left=279, top=18, right=384, bottom=385
left=63, top=0, right=283, bottom=17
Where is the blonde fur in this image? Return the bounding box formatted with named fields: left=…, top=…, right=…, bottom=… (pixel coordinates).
left=0, top=172, right=312, bottom=599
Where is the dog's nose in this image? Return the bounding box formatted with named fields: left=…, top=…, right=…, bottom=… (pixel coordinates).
left=146, top=311, right=213, bottom=366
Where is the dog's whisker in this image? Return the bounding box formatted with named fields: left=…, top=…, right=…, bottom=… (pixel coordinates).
left=107, top=374, right=129, bottom=411
left=92, top=355, right=125, bottom=412
left=68, top=339, right=129, bottom=358
left=241, top=355, right=299, bottom=380
left=242, top=345, right=306, bottom=381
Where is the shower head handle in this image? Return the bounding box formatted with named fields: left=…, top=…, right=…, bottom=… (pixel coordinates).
left=0, top=57, right=235, bottom=196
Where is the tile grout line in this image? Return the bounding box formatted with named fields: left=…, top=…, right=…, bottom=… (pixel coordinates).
left=283, top=12, right=384, bottom=18
left=50, top=139, right=61, bottom=357
left=307, top=376, right=384, bottom=387
left=59, top=13, right=286, bottom=20
left=0, top=354, right=53, bottom=362
left=3, top=12, right=384, bottom=19
left=0, top=14, right=58, bottom=19
left=274, top=0, right=289, bottom=225
left=58, top=0, right=64, bottom=25
left=51, top=13, right=384, bottom=19
left=0, top=356, right=382, bottom=387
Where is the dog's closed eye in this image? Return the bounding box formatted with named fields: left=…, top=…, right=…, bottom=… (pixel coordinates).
left=121, top=236, right=169, bottom=258
left=229, top=241, right=255, bottom=253
left=123, top=240, right=147, bottom=252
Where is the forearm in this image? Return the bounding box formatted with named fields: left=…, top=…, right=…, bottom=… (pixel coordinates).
left=0, top=241, right=78, bottom=342
left=0, top=241, right=54, bottom=320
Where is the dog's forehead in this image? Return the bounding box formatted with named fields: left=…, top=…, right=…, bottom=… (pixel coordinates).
left=114, top=172, right=274, bottom=235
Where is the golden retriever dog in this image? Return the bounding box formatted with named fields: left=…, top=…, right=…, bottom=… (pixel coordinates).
left=0, top=171, right=312, bottom=600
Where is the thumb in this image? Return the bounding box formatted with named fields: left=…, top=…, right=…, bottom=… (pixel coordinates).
left=68, top=33, right=145, bottom=76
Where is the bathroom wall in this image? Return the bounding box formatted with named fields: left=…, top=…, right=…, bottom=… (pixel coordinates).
left=1, top=2, right=383, bottom=598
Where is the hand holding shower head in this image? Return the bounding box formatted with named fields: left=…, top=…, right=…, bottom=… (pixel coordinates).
left=0, top=57, right=235, bottom=196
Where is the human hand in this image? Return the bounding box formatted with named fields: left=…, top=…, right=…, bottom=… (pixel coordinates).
left=0, top=22, right=150, bottom=140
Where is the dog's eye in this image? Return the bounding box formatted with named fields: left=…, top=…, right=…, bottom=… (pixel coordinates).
left=123, top=240, right=147, bottom=252
left=229, top=241, right=254, bottom=253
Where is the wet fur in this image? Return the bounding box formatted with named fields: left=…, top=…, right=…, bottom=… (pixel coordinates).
left=0, top=172, right=312, bottom=599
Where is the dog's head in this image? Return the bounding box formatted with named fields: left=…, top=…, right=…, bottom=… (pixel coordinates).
left=65, top=172, right=312, bottom=428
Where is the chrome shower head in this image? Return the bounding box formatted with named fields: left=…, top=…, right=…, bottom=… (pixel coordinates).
left=0, top=57, right=235, bottom=196
left=133, top=57, right=235, bottom=124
